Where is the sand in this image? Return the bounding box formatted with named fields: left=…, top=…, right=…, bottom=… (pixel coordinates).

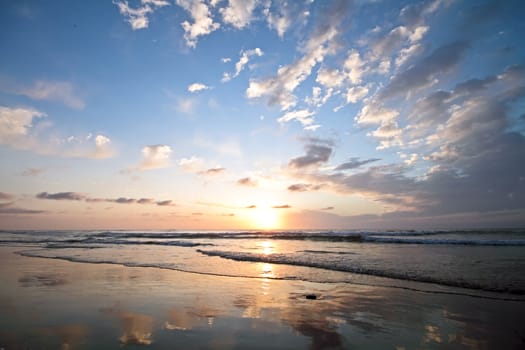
left=1, top=246, right=524, bottom=349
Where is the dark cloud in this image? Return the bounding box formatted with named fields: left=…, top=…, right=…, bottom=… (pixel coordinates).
left=237, top=177, right=258, bottom=187
left=272, top=204, right=291, bottom=209
left=137, top=198, right=154, bottom=204
left=0, top=192, right=14, bottom=200
left=113, top=197, right=136, bottom=204
left=20, top=168, right=46, bottom=177
left=203, top=167, right=225, bottom=175
left=245, top=205, right=257, bottom=209
left=287, top=183, right=323, bottom=192
left=289, top=138, right=334, bottom=169
left=36, top=192, right=86, bottom=201
left=0, top=207, right=47, bottom=215
left=321, top=206, right=334, bottom=210
left=156, top=200, right=175, bottom=206
left=380, top=41, right=469, bottom=100
left=334, top=158, right=380, bottom=171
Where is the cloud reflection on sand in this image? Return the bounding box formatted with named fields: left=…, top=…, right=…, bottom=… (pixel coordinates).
left=40, top=325, right=89, bottom=350
left=164, top=301, right=221, bottom=330
left=101, top=307, right=154, bottom=345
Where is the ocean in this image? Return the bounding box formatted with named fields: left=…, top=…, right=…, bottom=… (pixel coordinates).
left=2, top=229, right=524, bottom=300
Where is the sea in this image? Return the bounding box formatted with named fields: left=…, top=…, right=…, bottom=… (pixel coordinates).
left=1, top=229, right=525, bottom=301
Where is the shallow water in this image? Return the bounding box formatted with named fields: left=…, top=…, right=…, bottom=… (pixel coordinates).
left=2, top=229, right=525, bottom=298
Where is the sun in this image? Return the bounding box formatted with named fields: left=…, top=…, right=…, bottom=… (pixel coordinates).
left=251, top=207, right=279, bottom=230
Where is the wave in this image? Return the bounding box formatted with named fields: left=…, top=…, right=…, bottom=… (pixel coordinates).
left=196, top=249, right=525, bottom=295
left=3, top=229, right=525, bottom=247
left=363, top=236, right=525, bottom=246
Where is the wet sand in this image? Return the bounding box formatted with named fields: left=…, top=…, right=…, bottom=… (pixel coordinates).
left=1, top=246, right=524, bottom=349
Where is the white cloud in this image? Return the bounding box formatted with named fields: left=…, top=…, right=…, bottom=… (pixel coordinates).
left=264, top=0, right=291, bottom=38
left=344, top=50, right=366, bottom=85
left=277, top=109, right=315, bottom=127
left=187, top=83, right=210, bottom=93
left=346, top=85, right=369, bottom=104
left=220, top=0, right=258, bottom=29
left=140, top=145, right=172, bottom=169
left=176, top=0, right=220, bottom=48
left=356, top=104, right=399, bottom=126
left=395, top=43, right=422, bottom=67
left=19, top=80, right=85, bottom=109
left=91, top=135, right=114, bottom=159
left=0, top=106, right=45, bottom=144
left=221, top=57, right=231, bottom=63
left=113, top=0, right=169, bottom=30
left=316, top=67, right=344, bottom=88
left=223, top=48, right=263, bottom=82
left=178, top=156, right=205, bottom=172
left=246, top=0, right=350, bottom=110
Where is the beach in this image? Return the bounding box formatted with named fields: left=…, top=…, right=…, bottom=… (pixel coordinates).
left=1, top=232, right=525, bottom=349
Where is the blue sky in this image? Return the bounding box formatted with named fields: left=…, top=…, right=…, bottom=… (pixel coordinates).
left=1, top=0, right=524, bottom=230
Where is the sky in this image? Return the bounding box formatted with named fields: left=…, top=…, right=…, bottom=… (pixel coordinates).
left=0, top=0, right=524, bottom=230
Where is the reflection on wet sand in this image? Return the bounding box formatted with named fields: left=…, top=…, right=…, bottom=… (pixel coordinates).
left=18, top=273, right=68, bottom=287
left=2, top=247, right=525, bottom=349
left=164, top=299, right=221, bottom=330
left=40, top=324, right=89, bottom=350
left=101, top=307, right=154, bottom=345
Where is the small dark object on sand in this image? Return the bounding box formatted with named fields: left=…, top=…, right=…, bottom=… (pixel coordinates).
left=305, top=294, right=317, bottom=300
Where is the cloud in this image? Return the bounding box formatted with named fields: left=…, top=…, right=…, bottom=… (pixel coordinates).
left=0, top=106, right=45, bottom=145
left=272, top=204, right=291, bottom=209
left=277, top=109, right=315, bottom=128
left=287, top=183, right=323, bottom=192
left=89, top=134, right=114, bottom=159
left=176, top=0, right=220, bottom=48
left=220, top=0, right=258, bottom=29
left=0, top=106, right=115, bottom=159
left=156, top=200, right=175, bottom=206
left=263, top=0, right=309, bottom=38
left=139, top=145, right=172, bottom=170
left=334, top=158, right=380, bottom=171
left=201, top=167, right=225, bottom=175
left=321, top=206, right=334, bottom=210
left=21, top=168, right=46, bottom=177
left=113, top=0, right=169, bottom=30
left=379, top=41, right=469, bottom=100
left=36, top=192, right=86, bottom=200
left=237, top=177, right=258, bottom=187
left=0, top=206, right=47, bottom=215
left=0, top=192, right=15, bottom=201
left=286, top=64, right=525, bottom=218
left=137, top=198, right=155, bottom=204
left=17, top=80, right=85, bottom=109
left=222, top=48, right=264, bottom=82
left=246, top=0, right=351, bottom=110
left=187, top=83, right=210, bottom=93
left=36, top=191, right=178, bottom=208
left=316, top=67, right=345, bottom=88
left=178, top=156, right=205, bottom=172
left=245, top=205, right=257, bottom=209
left=346, top=85, right=369, bottom=104
left=288, top=138, right=334, bottom=169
